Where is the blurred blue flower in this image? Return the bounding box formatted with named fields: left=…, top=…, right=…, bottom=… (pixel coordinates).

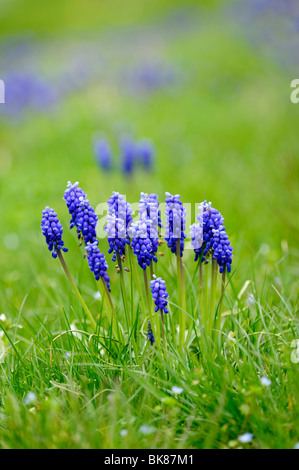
left=94, top=139, right=112, bottom=171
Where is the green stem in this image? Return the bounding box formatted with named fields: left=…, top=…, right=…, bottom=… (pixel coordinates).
left=143, top=268, right=156, bottom=340
left=150, top=260, right=154, bottom=280
left=129, top=246, right=146, bottom=318
left=97, top=279, right=124, bottom=344
left=199, top=262, right=204, bottom=326
left=176, top=240, right=186, bottom=349
left=117, top=253, right=129, bottom=327
left=58, top=250, right=96, bottom=329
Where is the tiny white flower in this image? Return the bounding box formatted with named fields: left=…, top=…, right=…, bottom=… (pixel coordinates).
left=293, top=442, right=299, bottom=449
left=246, top=294, right=255, bottom=305
left=120, top=429, right=128, bottom=437
left=238, top=433, right=253, bottom=443
left=139, top=425, right=156, bottom=435
left=0, top=314, right=6, bottom=322
left=93, top=291, right=101, bottom=300
left=24, top=392, right=37, bottom=405
left=172, top=386, right=183, bottom=394
left=260, top=376, right=271, bottom=387
left=64, top=352, right=71, bottom=361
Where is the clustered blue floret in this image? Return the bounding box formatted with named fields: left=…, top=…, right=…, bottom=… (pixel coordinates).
left=193, top=201, right=233, bottom=273
left=135, top=140, right=154, bottom=170
left=64, top=182, right=98, bottom=245
left=165, top=192, right=186, bottom=257
left=94, top=139, right=112, bottom=172
left=41, top=207, right=68, bottom=258
left=74, top=198, right=98, bottom=244
left=129, top=216, right=158, bottom=270
left=106, top=192, right=132, bottom=261
left=150, top=276, right=169, bottom=314
left=107, top=191, right=133, bottom=229
left=120, top=137, right=136, bottom=175
left=63, top=181, right=86, bottom=229
left=85, top=241, right=111, bottom=291
left=139, top=192, right=162, bottom=237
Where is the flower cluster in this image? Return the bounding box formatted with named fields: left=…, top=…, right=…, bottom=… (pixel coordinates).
left=64, top=182, right=98, bottom=245
left=63, top=181, right=86, bottom=229
left=106, top=213, right=129, bottom=262
left=94, top=139, right=112, bottom=171
left=150, top=276, right=169, bottom=314
left=165, top=192, right=186, bottom=257
left=107, top=191, right=133, bottom=229
left=139, top=192, right=161, bottom=238
left=85, top=241, right=111, bottom=291
left=106, top=192, right=132, bottom=261
left=193, top=201, right=233, bottom=273
left=93, top=136, right=154, bottom=175
left=129, top=216, right=158, bottom=270
left=190, top=203, right=204, bottom=254
left=41, top=207, right=68, bottom=258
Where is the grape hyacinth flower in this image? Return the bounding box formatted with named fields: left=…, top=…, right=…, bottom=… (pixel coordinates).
left=139, top=192, right=161, bottom=238
left=85, top=241, right=111, bottom=291
left=129, top=216, right=158, bottom=270
left=94, top=139, right=112, bottom=172
left=41, top=207, right=68, bottom=258
left=190, top=205, right=204, bottom=258
left=150, top=276, right=169, bottom=315
left=41, top=207, right=96, bottom=328
left=63, top=181, right=86, bottom=230
left=194, top=201, right=233, bottom=273
left=165, top=192, right=186, bottom=257
left=74, top=198, right=98, bottom=245
left=105, top=213, right=129, bottom=262
left=165, top=192, right=186, bottom=347
left=107, top=191, right=133, bottom=231
left=136, top=140, right=154, bottom=170
left=120, top=137, right=136, bottom=175
left=64, top=182, right=98, bottom=245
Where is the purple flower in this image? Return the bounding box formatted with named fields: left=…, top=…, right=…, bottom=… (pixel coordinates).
left=120, top=137, right=136, bottom=175
left=85, top=241, right=111, bottom=291
left=128, top=216, right=158, bottom=270
left=74, top=198, right=98, bottom=244
left=63, top=181, right=86, bottom=230
left=107, top=191, right=133, bottom=230
left=105, top=212, right=129, bottom=262
left=139, top=192, right=161, bottom=238
left=41, top=207, right=68, bottom=258
left=64, top=181, right=97, bottom=245
left=150, top=276, right=169, bottom=314
left=94, top=139, right=112, bottom=171
left=136, top=140, right=154, bottom=170
left=194, top=201, right=233, bottom=273
left=165, top=192, right=186, bottom=257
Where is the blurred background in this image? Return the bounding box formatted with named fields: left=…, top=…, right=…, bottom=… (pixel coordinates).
left=0, top=0, right=299, bottom=308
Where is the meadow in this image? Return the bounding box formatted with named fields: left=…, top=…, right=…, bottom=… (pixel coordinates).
left=0, top=0, right=299, bottom=449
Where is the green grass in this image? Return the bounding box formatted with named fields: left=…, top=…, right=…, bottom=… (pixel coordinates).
left=0, top=0, right=299, bottom=449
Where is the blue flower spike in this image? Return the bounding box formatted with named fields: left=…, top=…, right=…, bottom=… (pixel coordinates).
left=85, top=241, right=111, bottom=291
left=41, top=207, right=68, bottom=259
left=63, top=181, right=98, bottom=245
